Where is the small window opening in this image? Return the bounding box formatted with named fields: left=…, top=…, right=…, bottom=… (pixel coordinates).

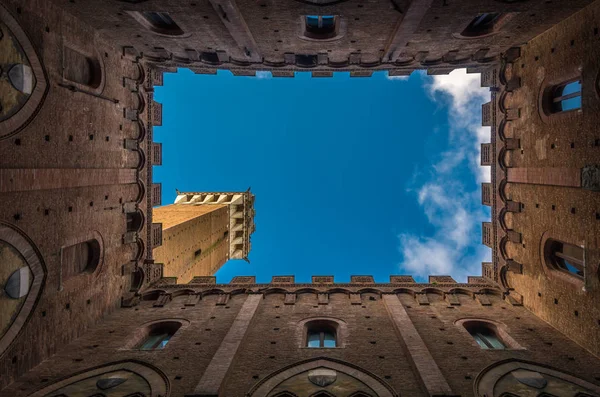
left=549, top=80, right=582, bottom=113
left=462, top=13, right=503, bottom=37
left=464, top=322, right=506, bottom=349
left=304, top=15, right=338, bottom=40
left=63, top=47, right=102, bottom=88
left=126, top=211, right=144, bottom=232
left=194, top=248, right=202, bottom=258
left=545, top=239, right=584, bottom=278
left=61, top=239, right=101, bottom=280
left=138, top=321, right=181, bottom=350
left=131, top=11, right=185, bottom=36
left=306, top=322, right=337, bottom=348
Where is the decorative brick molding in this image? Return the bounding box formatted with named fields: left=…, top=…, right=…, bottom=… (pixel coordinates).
left=482, top=183, right=492, bottom=206
left=0, top=224, right=46, bottom=356
left=429, top=275, right=456, bottom=284
left=151, top=223, right=162, bottom=248
left=390, top=275, right=415, bottom=283
left=481, top=143, right=493, bottom=165
left=246, top=357, right=395, bottom=397
left=151, top=142, right=162, bottom=165
left=507, top=167, right=581, bottom=187
left=188, top=294, right=262, bottom=396
left=0, top=4, right=49, bottom=140
left=272, top=276, right=295, bottom=284
left=188, top=276, right=216, bottom=285
left=27, top=361, right=169, bottom=397
left=231, top=276, right=256, bottom=284
left=482, top=102, right=492, bottom=126
left=383, top=295, right=453, bottom=396
left=152, top=183, right=162, bottom=207
left=312, top=276, right=334, bottom=284
left=482, top=222, right=493, bottom=247
left=350, top=275, right=374, bottom=284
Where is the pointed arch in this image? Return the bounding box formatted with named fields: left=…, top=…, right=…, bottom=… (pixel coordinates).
left=262, top=287, right=291, bottom=296
left=27, top=360, right=169, bottom=396
left=0, top=223, right=46, bottom=356
left=448, top=288, right=475, bottom=297
left=247, top=357, right=397, bottom=397
left=474, top=359, right=600, bottom=397
left=420, top=287, right=445, bottom=296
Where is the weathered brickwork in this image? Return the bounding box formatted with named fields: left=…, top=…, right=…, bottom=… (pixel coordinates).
left=1, top=0, right=600, bottom=395
left=2, top=281, right=600, bottom=396
left=0, top=0, right=159, bottom=385
left=484, top=1, right=600, bottom=358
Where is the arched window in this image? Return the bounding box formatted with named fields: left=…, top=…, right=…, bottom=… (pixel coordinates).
left=462, top=13, right=503, bottom=37
left=127, top=211, right=144, bottom=232
left=544, top=239, right=584, bottom=279
left=137, top=321, right=181, bottom=350
left=63, top=47, right=102, bottom=88
left=548, top=79, right=582, bottom=113
left=306, top=321, right=337, bottom=348
left=129, top=11, right=185, bottom=36
left=463, top=321, right=506, bottom=349
left=302, top=15, right=341, bottom=41
left=61, top=239, right=101, bottom=280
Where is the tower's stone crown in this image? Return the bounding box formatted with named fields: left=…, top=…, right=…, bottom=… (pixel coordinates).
left=174, top=190, right=256, bottom=261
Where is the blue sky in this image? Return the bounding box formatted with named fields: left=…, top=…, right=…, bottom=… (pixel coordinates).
left=153, top=68, right=491, bottom=284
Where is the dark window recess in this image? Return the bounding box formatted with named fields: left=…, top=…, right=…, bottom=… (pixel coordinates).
left=305, top=15, right=337, bottom=40
left=545, top=239, right=584, bottom=278
left=548, top=80, right=582, bottom=113
left=63, top=47, right=102, bottom=88
left=306, top=321, right=337, bottom=348
left=201, top=51, right=220, bottom=64
left=134, top=11, right=184, bottom=36
left=126, top=211, right=144, bottom=232
left=61, top=239, right=101, bottom=281
left=137, top=321, right=182, bottom=350
left=462, top=13, right=503, bottom=37
left=194, top=248, right=202, bottom=258
left=295, top=54, right=318, bottom=67
left=463, top=322, right=506, bottom=349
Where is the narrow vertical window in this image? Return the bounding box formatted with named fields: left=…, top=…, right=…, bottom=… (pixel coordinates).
left=462, top=13, right=503, bottom=37
left=550, top=80, right=582, bottom=113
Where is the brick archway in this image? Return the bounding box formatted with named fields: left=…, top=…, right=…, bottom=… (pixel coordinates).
left=247, top=357, right=397, bottom=397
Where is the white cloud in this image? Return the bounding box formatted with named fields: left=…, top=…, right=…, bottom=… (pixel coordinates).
left=386, top=71, right=410, bottom=80
left=397, top=69, right=492, bottom=281
left=255, top=71, right=272, bottom=79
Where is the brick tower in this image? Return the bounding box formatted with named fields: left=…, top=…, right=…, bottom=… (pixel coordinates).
left=152, top=190, right=255, bottom=283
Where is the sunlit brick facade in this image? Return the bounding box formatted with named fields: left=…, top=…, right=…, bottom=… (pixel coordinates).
left=0, top=0, right=599, bottom=395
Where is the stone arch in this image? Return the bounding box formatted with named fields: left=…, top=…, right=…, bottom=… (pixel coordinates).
left=474, top=359, right=600, bottom=397
left=0, top=3, right=49, bottom=140
left=0, top=223, right=46, bottom=356
left=27, top=360, right=169, bottom=396
left=247, top=357, right=397, bottom=397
